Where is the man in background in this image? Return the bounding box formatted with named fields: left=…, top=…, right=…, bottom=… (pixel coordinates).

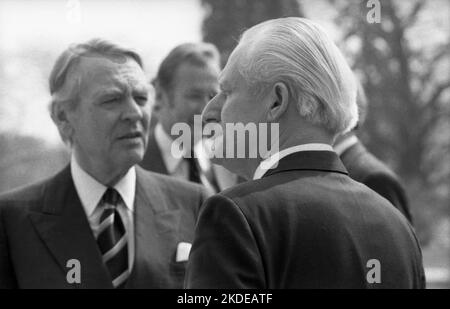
left=140, top=42, right=237, bottom=192
left=334, top=81, right=413, bottom=222
left=0, top=39, right=208, bottom=288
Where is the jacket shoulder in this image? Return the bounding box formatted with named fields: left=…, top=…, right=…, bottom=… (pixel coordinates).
left=0, top=168, right=66, bottom=214
left=0, top=177, right=49, bottom=204
left=136, top=167, right=210, bottom=200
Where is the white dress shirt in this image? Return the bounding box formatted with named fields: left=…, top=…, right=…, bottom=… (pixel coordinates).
left=253, top=143, right=335, bottom=180
left=155, top=123, right=190, bottom=180
left=70, top=155, right=135, bottom=271
left=154, top=123, right=220, bottom=193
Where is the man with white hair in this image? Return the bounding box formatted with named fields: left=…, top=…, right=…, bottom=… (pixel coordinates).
left=0, top=39, right=208, bottom=288
left=186, top=18, right=425, bottom=288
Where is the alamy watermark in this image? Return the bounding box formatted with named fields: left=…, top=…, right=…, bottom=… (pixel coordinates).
left=366, top=259, right=381, bottom=284
left=171, top=115, right=280, bottom=170
left=366, top=0, right=381, bottom=24
left=66, top=258, right=81, bottom=284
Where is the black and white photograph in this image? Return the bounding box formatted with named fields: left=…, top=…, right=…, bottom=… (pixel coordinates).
left=0, top=0, right=448, bottom=291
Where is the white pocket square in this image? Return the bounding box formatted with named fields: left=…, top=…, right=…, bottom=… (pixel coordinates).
left=176, top=242, right=192, bottom=262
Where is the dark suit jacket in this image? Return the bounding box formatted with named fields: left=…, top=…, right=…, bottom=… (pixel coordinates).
left=186, top=151, right=425, bottom=289
left=0, top=165, right=208, bottom=289
left=340, top=141, right=412, bottom=222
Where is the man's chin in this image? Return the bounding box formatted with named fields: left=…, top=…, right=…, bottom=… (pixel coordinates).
left=116, top=148, right=145, bottom=168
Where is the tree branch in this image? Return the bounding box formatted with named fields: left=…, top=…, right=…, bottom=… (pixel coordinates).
left=403, top=1, right=425, bottom=28
left=427, top=81, right=450, bottom=110
left=418, top=43, right=450, bottom=88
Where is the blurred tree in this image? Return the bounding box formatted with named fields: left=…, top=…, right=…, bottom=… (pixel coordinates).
left=327, top=0, right=450, bottom=244
left=201, top=0, right=304, bottom=66
left=0, top=133, right=69, bottom=194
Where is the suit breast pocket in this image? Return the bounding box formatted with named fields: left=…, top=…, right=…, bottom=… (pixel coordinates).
left=169, top=260, right=187, bottom=288
left=170, top=260, right=187, bottom=274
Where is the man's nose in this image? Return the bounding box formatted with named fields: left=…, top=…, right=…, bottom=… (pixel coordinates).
left=123, top=96, right=144, bottom=122
left=201, top=94, right=222, bottom=126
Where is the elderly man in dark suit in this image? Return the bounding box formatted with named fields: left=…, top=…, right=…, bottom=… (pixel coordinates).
left=334, top=82, right=412, bottom=222
left=140, top=43, right=238, bottom=193
left=186, top=18, right=425, bottom=289
left=0, top=39, right=208, bottom=289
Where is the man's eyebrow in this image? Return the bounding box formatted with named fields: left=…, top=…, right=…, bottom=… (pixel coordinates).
left=94, top=88, right=123, bottom=99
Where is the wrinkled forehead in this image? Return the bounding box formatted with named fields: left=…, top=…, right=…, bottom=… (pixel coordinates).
left=174, top=61, right=220, bottom=84
left=75, top=55, right=148, bottom=95
left=220, top=46, right=247, bottom=88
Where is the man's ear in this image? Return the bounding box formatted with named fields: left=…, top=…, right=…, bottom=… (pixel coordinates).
left=50, top=101, right=74, bottom=143
left=267, top=82, right=289, bottom=122
left=152, top=83, right=172, bottom=115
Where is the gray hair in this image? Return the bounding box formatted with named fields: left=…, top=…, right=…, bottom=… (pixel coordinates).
left=154, top=42, right=220, bottom=91
left=49, top=38, right=144, bottom=142
left=233, top=17, right=358, bottom=135
left=354, top=79, right=368, bottom=129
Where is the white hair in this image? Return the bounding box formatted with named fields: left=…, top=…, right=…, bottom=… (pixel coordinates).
left=233, top=17, right=358, bottom=135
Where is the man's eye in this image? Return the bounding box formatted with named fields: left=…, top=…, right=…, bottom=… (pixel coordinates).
left=187, top=93, right=203, bottom=100
left=102, top=97, right=119, bottom=104
left=135, top=96, right=148, bottom=105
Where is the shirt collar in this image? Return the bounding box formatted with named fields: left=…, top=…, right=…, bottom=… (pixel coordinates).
left=253, top=143, right=335, bottom=180
left=155, top=123, right=185, bottom=173
left=155, top=123, right=208, bottom=171
left=70, top=154, right=136, bottom=217
left=334, top=135, right=359, bottom=156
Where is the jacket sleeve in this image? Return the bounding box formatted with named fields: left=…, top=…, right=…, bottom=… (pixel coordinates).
left=185, top=194, right=265, bottom=289
left=0, top=203, right=17, bottom=288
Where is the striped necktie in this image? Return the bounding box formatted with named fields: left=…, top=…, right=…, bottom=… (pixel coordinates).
left=97, top=188, right=129, bottom=288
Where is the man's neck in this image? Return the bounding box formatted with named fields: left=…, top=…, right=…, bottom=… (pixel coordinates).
left=248, top=126, right=334, bottom=180
left=334, top=132, right=358, bottom=156
left=334, top=131, right=355, bottom=146
left=279, top=121, right=333, bottom=147
left=72, top=152, right=129, bottom=187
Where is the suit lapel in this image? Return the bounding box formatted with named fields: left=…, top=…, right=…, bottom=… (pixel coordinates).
left=126, top=167, right=181, bottom=288
left=263, top=151, right=348, bottom=178
left=29, top=166, right=113, bottom=288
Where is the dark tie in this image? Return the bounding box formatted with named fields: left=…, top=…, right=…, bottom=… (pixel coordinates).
left=185, top=155, right=201, bottom=184
left=97, top=188, right=129, bottom=288
left=185, top=153, right=221, bottom=192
